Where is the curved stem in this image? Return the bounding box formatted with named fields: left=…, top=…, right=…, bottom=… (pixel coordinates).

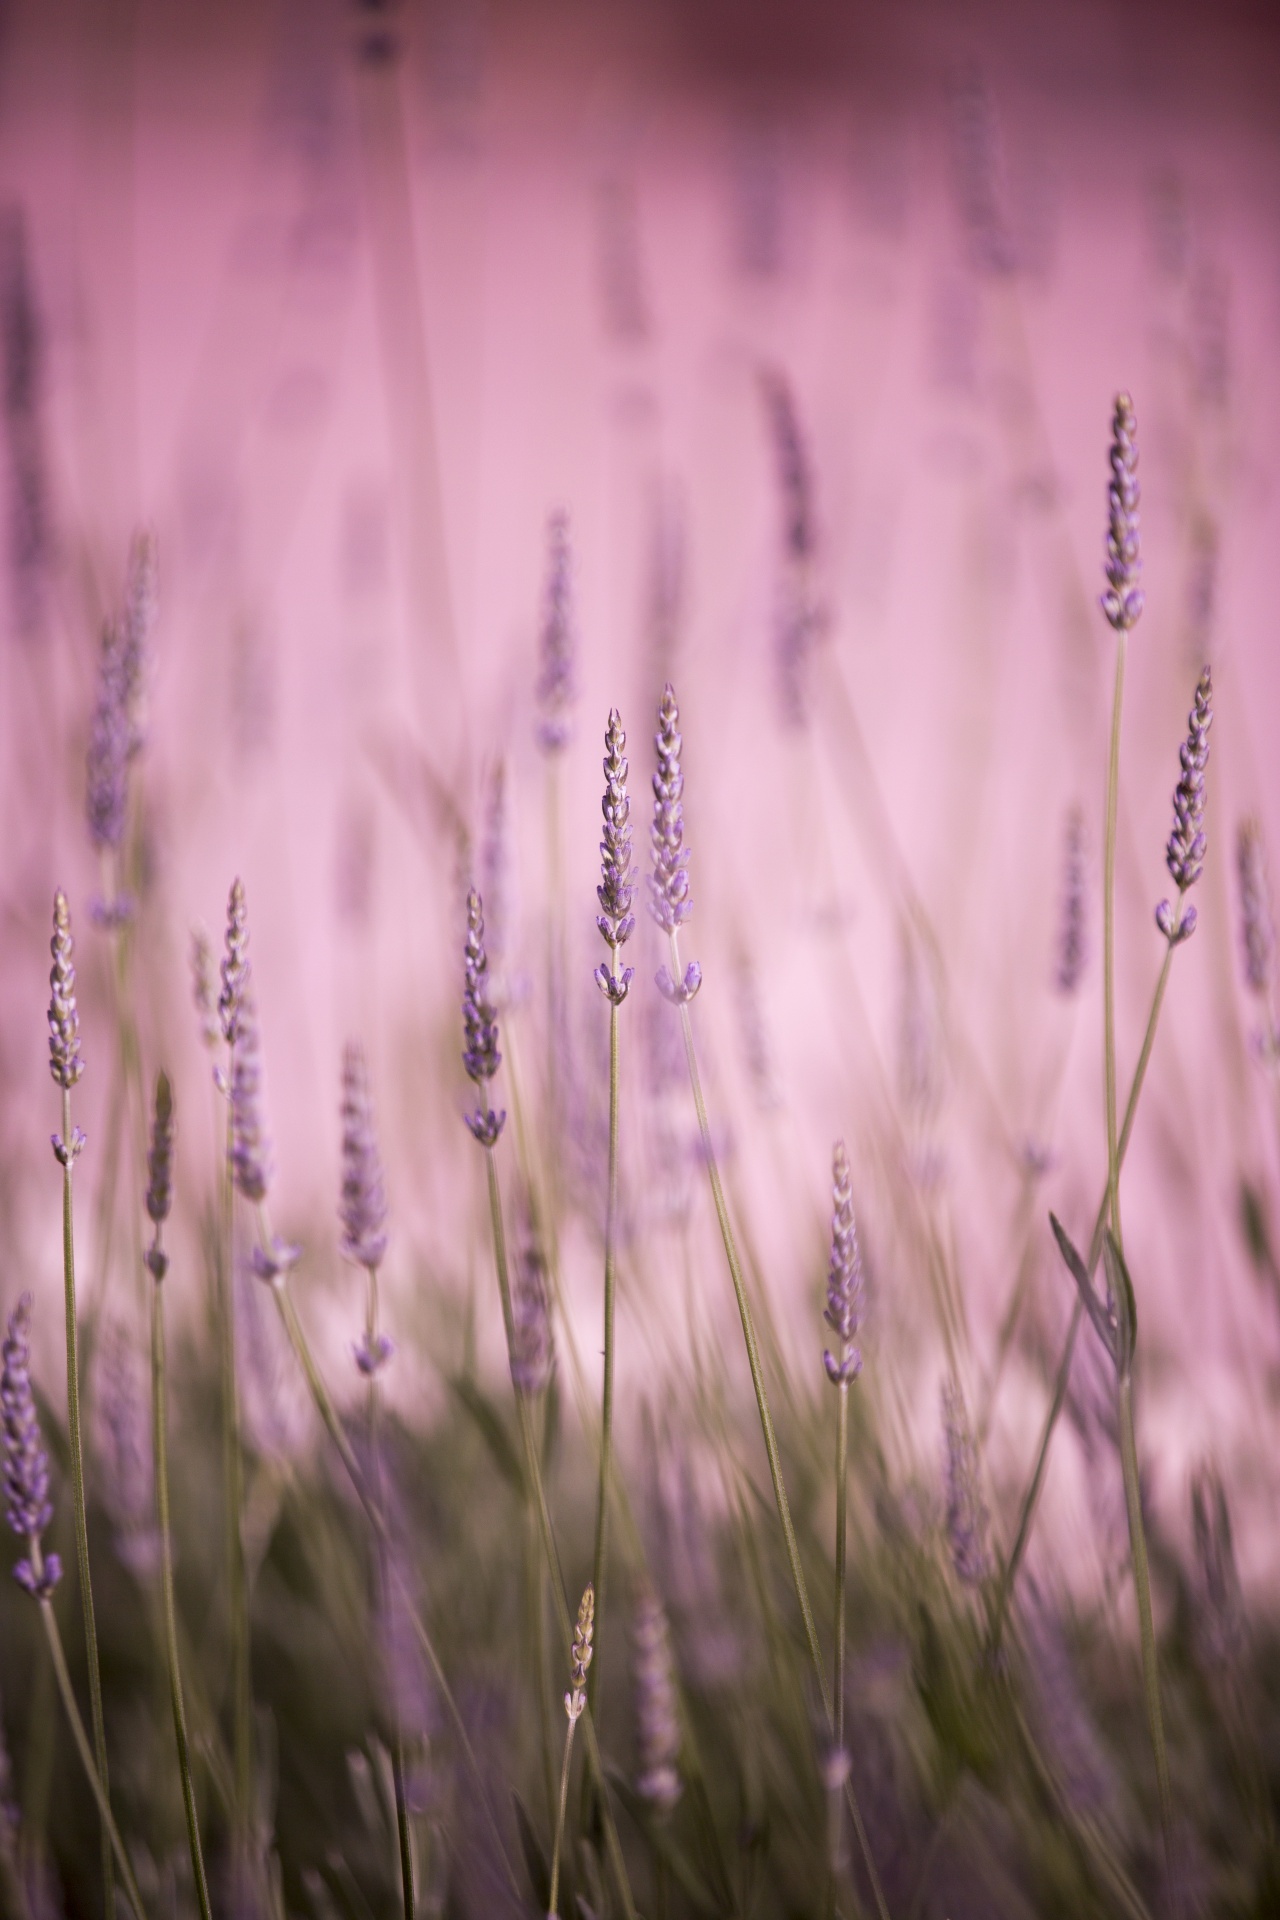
left=588, top=994, right=621, bottom=1720
left=38, top=1600, right=146, bottom=1919
left=151, top=1272, right=213, bottom=1920
left=834, top=1381, right=849, bottom=1756
left=547, top=1717, right=577, bottom=1917
left=669, top=935, right=889, bottom=1920
left=59, top=1089, right=114, bottom=1920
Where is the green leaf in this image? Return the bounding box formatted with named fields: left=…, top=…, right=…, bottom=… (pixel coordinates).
left=512, top=1789, right=551, bottom=1908
left=1101, top=1231, right=1138, bottom=1377
left=447, top=1374, right=524, bottom=1493
left=1049, top=1213, right=1118, bottom=1370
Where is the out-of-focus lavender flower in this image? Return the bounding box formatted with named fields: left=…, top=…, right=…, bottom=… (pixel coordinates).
left=1101, top=393, right=1144, bottom=633
left=354, top=1332, right=394, bottom=1379
left=760, top=368, right=814, bottom=564
left=566, top=1583, right=595, bottom=1721
left=2, top=1295, right=61, bottom=1598
left=85, top=618, right=130, bottom=854
left=595, top=708, right=636, bottom=1005
left=230, top=993, right=271, bottom=1204
left=948, top=69, right=1016, bottom=276
left=732, top=951, right=783, bottom=1112
left=509, top=1233, right=554, bottom=1396
left=190, top=926, right=221, bottom=1052
left=479, top=760, right=521, bottom=1007
left=1055, top=806, right=1088, bottom=995
left=1157, top=665, right=1212, bottom=944
left=145, top=1072, right=175, bottom=1281
left=120, top=529, right=157, bottom=758
left=1, top=209, right=49, bottom=640
left=339, top=1042, right=389, bottom=1272
left=462, top=888, right=505, bottom=1146
left=95, top=1317, right=160, bottom=1577
left=823, top=1143, right=864, bottom=1386
left=942, top=1378, right=989, bottom=1587
left=1191, top=1465, right=1246, bottom=1669
left=649, top=684, right=701, bottom=1005
left=219, top=877, right=251, bottom=1047
left=1237, top=818, right=1274, bottom=998
left=632, top=1582, right=682, bottom=1813
left=535, top=510, right=576, bottom=753
left=48, top=889, right=84, bottom=1093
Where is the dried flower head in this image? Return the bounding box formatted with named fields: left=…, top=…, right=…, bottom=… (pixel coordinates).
left=1238, top=817, right=1275, bottom=999
left=942, top=1377, right=990, bottom=1587
left=190, top=926, right=221, bottom=1051
left=535, top=511, right=576, bottom=752
left=632, top=1582, right=682, bottom=1813
left=595, top=708, right=636, bottom=1005
left=229, top=993, right=271, bottom=1204
left=1055, top=806, right=1088, bottom=995
left=85, top=618, right=130, bottom=853
left=219, top=877, right=250, bottom=1046
left=1101, top=393, right=1143, bottom=633
left=509, top=1234, right=554, bottom=1397
left=48, top=891, right=84, bottom=1093
left=339, top=1043, right=389, bottom=1271
left=1157, top=665, right=1212, bottom=943
left=823, top=1142, right=864, bottom=1386
left=2, top=1295, right=61, bottom=1598
left=566, top=1583, right=595, bottom=1721
left=462, top=888, right=505, bottom=1145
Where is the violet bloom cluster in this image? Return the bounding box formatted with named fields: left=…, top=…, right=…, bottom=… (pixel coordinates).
left=340, top=1043, right=389, bottom=1272
left=595, top=708, right=636, bottom=1006
left=1237, top=817, right=1275, bottom=999
left=48, top=892, right=86, bottom=1167
left=230, top=994, right=271, bottom=1207
left=1101, top=393, right=1144, bottom=633
left=85, top=619, right=130, bottom=856
left=144, top=1073, right=175, bottom=1281
left=649, top=684, right=701, bottom=1005
left=462, top=888, right=505, bottom=1146
left=2, top=1295, right=60, bottom=1599
left=566, top=1583, right=595, bottom=1722
left=1156, top=664, right=1213, bottom=945
left=219, top=877, right=250, bottom=1047
left=1055, top=807, right=1088, bottom=996
left=535, top=510, right=576, bottom=753
left=942, top=1378, right=990, bottom=1588
left=823, top=1142, right=864, bottom=1387
left=509, top=1238, right=554, bottom=1397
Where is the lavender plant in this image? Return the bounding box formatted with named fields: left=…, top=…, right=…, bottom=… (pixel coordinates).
left=823, top=1142, right=864, bottom=1773
left=548, top=1583, right=594, bottom=1917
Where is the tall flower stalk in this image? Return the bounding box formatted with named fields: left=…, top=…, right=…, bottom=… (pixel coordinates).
left=3, top=1296, right=147, bottom=1918
left=647, top=686, right=889, bottom=1920
left=48, top=890, right=114, bottom=1920
left=143, top=1074, right=212, bottom=1920
left=548, top=1584, right=594, bottom=1918
left=589, top=709, right=636, bottom=1717
left=340, top=1042, right=414, bottom=1920
left=461, top=888, right=637, bottom=1920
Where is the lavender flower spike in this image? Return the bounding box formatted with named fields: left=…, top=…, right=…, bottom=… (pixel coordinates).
left=595, top=707, right=636, bottom=1005
left=462, top=888, right=505, bottom=1146
left=649, top=683, right=701, bottom=1004
left=565, top=1583, right=595, bottom=1721
left=632, top=1583, right=682, bottom=1813
left=1237, top=817, right=1275, bottom=998
left=823, top=1142, right=864, bottom=1386
left=229, top=992, right=271, bottom=1205
left=509, top=1235, right=554, bottom=1396
left=144, top=1072, right=176, bottom=1283
left=536, top=510, right=576, bottom=752
left=942, top=1377, right=990, bottom=1588
left=1156, top=665, right=1213, bottom=945
left=85, top=618, right=129, bottom=854
left=48, top=891, right=84, bottom=1093
left=339, top=1042, right=389, bottom=1271
left=1101, top=393, right=1144, bottom=633
left=2, top=1295, right=61, bottom=1599
left=1055, top=806, right=1088, bottom=995
left=219, top=877, right=250, bottom=1046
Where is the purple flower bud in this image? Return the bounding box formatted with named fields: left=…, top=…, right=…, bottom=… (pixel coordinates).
left=595, top=709, right=636, bottom=1003
left=1055, top=806, right=1088, bottom=996
left=2, top=1295, right=60, bottom=1597
left=1238, top=817, right=1275, bottom=998
left=219, top=878, right=250, bottom=1047
left=648, top=684, right=693, bottom=935
left=509, top=1236, right=554, bottom=1397
left=146, top=1071, right=175, bottom=1228
left=250, top=1236, right=300, bottom=1287
left=1164, top=666, right=1213, bottom=895
left=85, top=618, right=129, bottom=853
left=229, top=993, right=271, bottom=1204
left=48, top=891, right=84, bottom=1092
left=1100, top=394, right=1144, bottom=633
left=354, top=1331, right=395, bottom=1378
left=339, top=1043, right=389, bottom=1271
left=462, top=889, right=505, bottom=1145
left=823, top=1142, right=864, bottom=1386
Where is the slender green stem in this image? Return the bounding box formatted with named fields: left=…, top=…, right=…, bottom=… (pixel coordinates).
left=992, top=933, right=1180, bottom=1641
left=547, top=1717, right=578, bottom=1917
left=264, top=1255, right=521, bottom=1902
left=218, top=1091, right=253, bottom=1854
left=668, top=936, right=889, bottom=1920
left=37, top=1595, right=146, bottom=1919
left=1104, top=634, right=1127, bottom=1242
left=527, top=1501, right=558, bottom=1824
left=834, top=1381, right=849, bottom=1756
left=150, top=1270, right=213, bottom=1920
left=481, top=1148, right=638, bottom=1920
left=1117, top=1374, right=1175, bottom=1878
left=588, top=993, right=621, bottom=1720
left=59, top=1088, right=114, bottom=1920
